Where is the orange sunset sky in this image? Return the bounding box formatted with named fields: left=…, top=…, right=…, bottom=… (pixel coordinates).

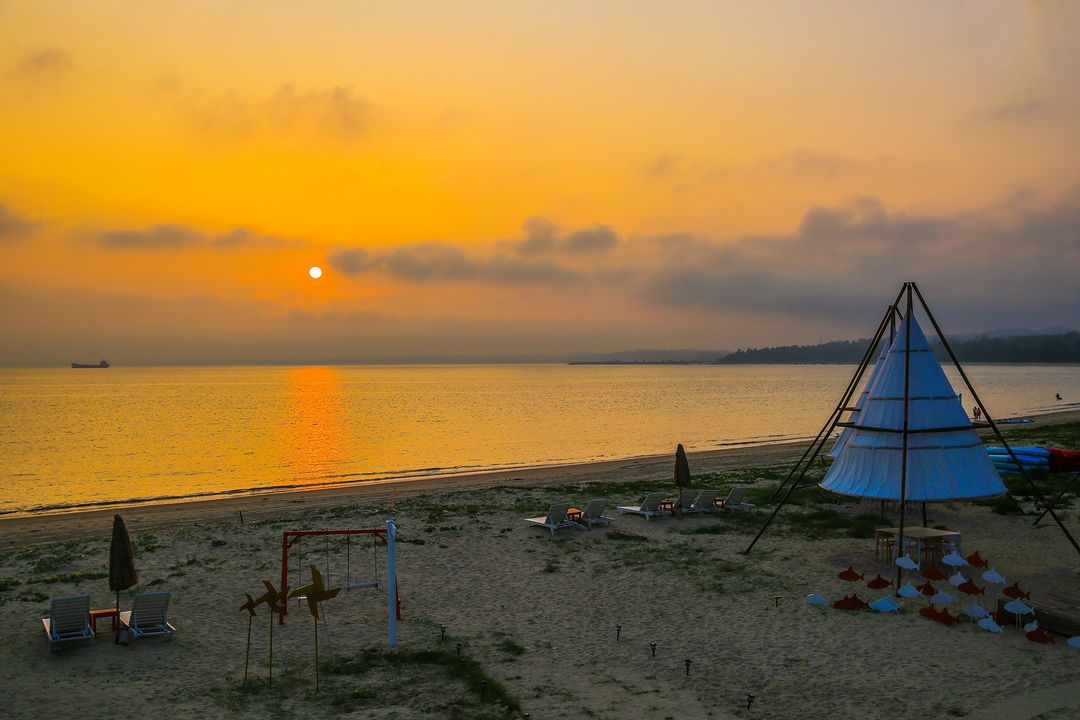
left=1, top=1, right=1078, bottom=364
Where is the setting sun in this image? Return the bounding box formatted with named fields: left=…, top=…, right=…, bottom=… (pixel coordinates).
left=308, top=266, right=322, bottom=279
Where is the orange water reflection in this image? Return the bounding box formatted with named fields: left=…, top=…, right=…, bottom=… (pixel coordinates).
left=283, top=366, right=346, bottom=482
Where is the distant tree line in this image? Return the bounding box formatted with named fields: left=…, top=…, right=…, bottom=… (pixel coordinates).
left=717, top=332, right=1080, bottom=364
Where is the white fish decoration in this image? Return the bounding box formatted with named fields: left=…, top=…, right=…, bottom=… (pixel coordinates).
left=963, top=603, right=989, bottom=619
left=1004, top=599, right=1034, bottom=615
left=897, top=583, right=922, bottom=599
left=948, top=571, right=966, bottom=587
left=869, top=596, right=903, bottom=613
left=978, top=617, right=1005, bottom=634
left=1024, top=619, right=1039, bottom=633
left=941, top=552, right=967, bottom=567
left=930, top=591, right=954, bottom=607
left=1067, top=637, right=1080, bottom=649
left=895, top=555, right=920, bottom=571
left=982, top=567, right=1006, bottom=585
left=805, top=592, right=829, bottom=606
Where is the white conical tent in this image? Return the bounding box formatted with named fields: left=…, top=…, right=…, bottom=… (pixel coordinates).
left=820, top=315, right=1005, bottom=502
left=830, top=339, right=889, bottom=459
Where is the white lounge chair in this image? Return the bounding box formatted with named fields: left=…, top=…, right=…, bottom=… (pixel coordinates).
left=119, top=591, right=177, bottom=640
left=578, top=498, right=614, bottom=530
left=672, top=489, right=699, bottom=515
left=524, top=503, right=577, bottom=537
left=686, top=489, right=722, bottom=514
left=42, top=594, right=94, bottom=651
left=618, top=492, right=669, bottom=521
left=715, top=487, right=755, bottom=512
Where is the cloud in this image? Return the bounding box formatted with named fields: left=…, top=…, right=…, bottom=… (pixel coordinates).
left=16, top=49, right=72, bottom=79
left=0, top=204, right=39, bottom=241
left=95, top=224, right=201, bottom=250
left=329, top=239, right=580, bottom=285
left=91, top=223, right=304, bottom=250
left=635, top=191, right=1080, bottom=329
left=509, top=217, right=619, bottom=255
left=983, top=98, right=1050, bottom=124
left=182, top=84, right=373, bottom=143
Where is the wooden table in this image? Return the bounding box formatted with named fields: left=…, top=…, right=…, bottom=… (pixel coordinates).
left=89, top=608, right=118, bottom=634
left=876, top=526, right=961, bottom=562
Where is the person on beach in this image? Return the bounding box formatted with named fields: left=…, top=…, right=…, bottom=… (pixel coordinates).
left=1057, top=393, right=1062, bottom=401
left=972, top=406, right=981, bottom=421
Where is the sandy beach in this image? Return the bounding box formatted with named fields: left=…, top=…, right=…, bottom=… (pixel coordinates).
left=2, top=408, right=1079, bottom=719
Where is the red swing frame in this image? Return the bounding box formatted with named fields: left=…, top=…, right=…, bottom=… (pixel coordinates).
left=278, top=528, right=401, bottom=624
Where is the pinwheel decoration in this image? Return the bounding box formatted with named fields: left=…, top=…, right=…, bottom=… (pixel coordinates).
left=288, top=565, right=341, bottom=691
left=255, top=580, right=287, bottom=688
left=239, top=592, right=258, bottom=685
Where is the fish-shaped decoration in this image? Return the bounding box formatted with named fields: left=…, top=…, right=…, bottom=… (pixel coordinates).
left=838, top=566, right=864, bottom=583
left=866, top=575, right=892, bottom=590
left=897, top=583, right=922, bottom=599
left=930, top=591, right=954, bottom=607
left=869, top=595, right=903, bottom=613
left=965, top=551, right=989, bottom=568
left=1024, top=619, right=1039, bottom=633
left=1067, top=636, right=1080, bottom=649
left=948, top=571, right=966, bottom=587
left=934, top=608, right=960, bottom=625
left=1002, top=582, right=1031, bottom=600
left=962, top=603, right=989, bottom=620
left=916, top=580, right=937, bottom=597
left=921, top=566, right=946, bottom=581
left=805, top=592, right=829, bottom=606
left=895, top=555, right=920, bottom=571
left=1026, top=627, right=1054, bottom=644
left=1003, top=599, right=1034, bottom=616
left=832, top=594, right=868, bottom=611
left=981, top=567, right=1006, bottom=585
left=978, top=617, right=1004, bottom=634
left=957, top=580, right=985, bottom=596
left=918, top=605, right=941, bottom=621
left=941, top=552, right=967, bottom=568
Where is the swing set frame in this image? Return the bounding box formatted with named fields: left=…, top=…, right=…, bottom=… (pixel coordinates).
left=278, top=527, right=402, bottom=626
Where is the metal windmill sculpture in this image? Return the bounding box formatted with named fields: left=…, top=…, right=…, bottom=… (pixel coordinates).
left=288, top=565, right=341, bottom=691
left=254, top=580, right=287, bottom=688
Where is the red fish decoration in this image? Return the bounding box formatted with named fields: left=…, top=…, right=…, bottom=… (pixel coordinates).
left=1026, top=627, right=1054, bottom=644
left=866, top=575, right=893, bottom=590
left=993, top=609, right=1012, bottom=626
left=916, top=581, right=937, bottom=597
left=1003, top=583, right=1032, bottom=600
left=934, top=608, right=960, bottom=625
left=838, top=566, right=864, bottom=583
left=832, top=594, right=868, bottom=611
left=965, top=550, right=989, bottom=568
left=957, top=580, right=985, bottom=596
left=919, top=605, right=941, bottom=621
left=921, top=566, right=946, bottom=581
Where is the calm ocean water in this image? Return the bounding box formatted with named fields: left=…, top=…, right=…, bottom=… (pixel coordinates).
left=1, top=364, right=1077, bottom=514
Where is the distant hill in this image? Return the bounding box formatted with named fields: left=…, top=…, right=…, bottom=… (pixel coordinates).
left=718, top=332, right=1080, bottom=364
left=569, top=349, right=729, bottom=364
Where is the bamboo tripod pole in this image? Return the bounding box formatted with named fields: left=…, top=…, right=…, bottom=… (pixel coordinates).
left=268, top=604, right=274, bottom=688
left=243, top=614, right=252, bottom=684
left=314, top=612, right=320, bottom=692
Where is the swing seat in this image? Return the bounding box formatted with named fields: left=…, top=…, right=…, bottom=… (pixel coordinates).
left=346, top=580, right=380, bottom=591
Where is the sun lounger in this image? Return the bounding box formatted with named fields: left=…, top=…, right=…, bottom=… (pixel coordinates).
left=524, top=503, right=577, bottom=537
left=672, top=489, right=699, bottom=515
left=686, top=489, right=722, bottom=513
left=119, top=591, right=177, bottom=640
left=42, top=594, right=94, bottom=651
left=618, top=492, right=669, bottom=521
left=578, top=498, right=614, bottom=529
left=715, top=487, right=755, bottom=512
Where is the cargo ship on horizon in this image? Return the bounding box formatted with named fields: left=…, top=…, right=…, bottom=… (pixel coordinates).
left=71, top=360, right=110, bottom=368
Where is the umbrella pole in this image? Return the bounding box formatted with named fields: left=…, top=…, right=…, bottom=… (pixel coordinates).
left=895, top=284, right=913, bottom=591
left=115, top=590, right=120, bottom=644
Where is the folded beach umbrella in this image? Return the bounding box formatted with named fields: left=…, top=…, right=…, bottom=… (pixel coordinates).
left=820, top=316, right=1006, bottom=503
left=674, top=444, right=691, bottom=491
left=109, top=514, right=139, bottom=643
